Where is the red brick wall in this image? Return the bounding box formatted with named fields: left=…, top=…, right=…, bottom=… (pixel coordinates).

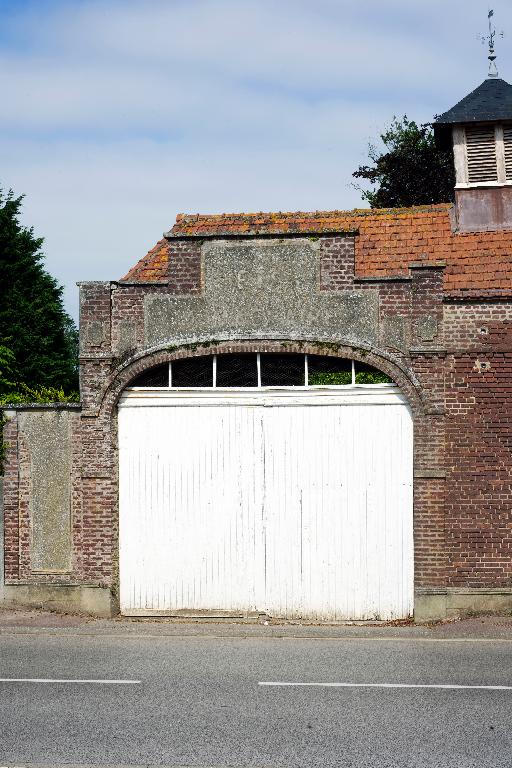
left=414, top=478, right=447, bottom=586
left=444, top=303, right=512, bottom=587
left=167, top=241, right=202, bottom=294
left=2, top=233, right=511, bottom=601
left=2, top=415, right=20, bottom=581
left=320, top=237, right=355, bottom=289
left=80, top=477, right=116, bottom=584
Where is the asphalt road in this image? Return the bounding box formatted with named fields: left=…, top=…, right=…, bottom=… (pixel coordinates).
left=0, top=630, right=511, bottom=767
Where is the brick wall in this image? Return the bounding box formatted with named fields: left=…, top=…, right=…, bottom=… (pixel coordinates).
left=167, top=240, right=202, bottom=293
left=2, top=232, right=511, bottom=605
left=319, top=237, right=355, bottom=289
left=444, top=303, right=512, bottom=587
left=2, top=415, right=20, bottom=581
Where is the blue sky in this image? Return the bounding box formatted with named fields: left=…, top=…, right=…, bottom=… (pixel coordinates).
left=1, top=0, right=511, bottom=320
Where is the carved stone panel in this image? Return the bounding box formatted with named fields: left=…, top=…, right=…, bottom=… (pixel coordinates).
left=415, top=315, right=439, bottom=343
left=117, top=319, right=137, bottom=355
left=381, top=316, right=408, bottom=352
left=18, top=411, right=73, bottom=573
left=144, top=239, right=379, bottom=347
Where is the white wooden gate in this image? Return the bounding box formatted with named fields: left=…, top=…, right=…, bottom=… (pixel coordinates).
left=118, top=388, right=413, bottom=620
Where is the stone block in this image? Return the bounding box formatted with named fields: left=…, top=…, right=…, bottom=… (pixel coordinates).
left=18, top=411, right=73, bottom=573
left=144, top=239, right=379, bottom=347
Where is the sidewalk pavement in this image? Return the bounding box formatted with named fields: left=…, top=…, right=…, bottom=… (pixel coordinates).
left=0, top=605, right=511, bottom=639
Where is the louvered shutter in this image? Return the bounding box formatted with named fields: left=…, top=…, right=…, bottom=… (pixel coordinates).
left=504, top=125, right=512, bottom=182
left=465, top=126, right=498, bottom=184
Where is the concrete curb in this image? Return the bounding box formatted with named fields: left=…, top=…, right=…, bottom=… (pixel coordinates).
left=0, top=613, right=511, bottom=640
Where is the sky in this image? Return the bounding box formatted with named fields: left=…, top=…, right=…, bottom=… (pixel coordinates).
left=1, top=0, right=511, bottom=321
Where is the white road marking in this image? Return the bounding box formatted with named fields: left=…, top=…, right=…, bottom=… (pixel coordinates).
left=0, top=678, right=140, bottom=684
left=259, top=681, right=512, bottom=691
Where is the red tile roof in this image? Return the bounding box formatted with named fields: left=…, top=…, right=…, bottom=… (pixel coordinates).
left=120, top=204, right=512, bottom=296
left=121, top=238, right=170, bottom=283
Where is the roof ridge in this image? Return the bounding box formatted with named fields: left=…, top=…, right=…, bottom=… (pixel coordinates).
left=171, top=203, right=452, bottom=223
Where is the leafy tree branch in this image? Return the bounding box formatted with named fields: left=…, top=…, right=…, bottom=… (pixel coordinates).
left=353, top=116, right=455, bottom=208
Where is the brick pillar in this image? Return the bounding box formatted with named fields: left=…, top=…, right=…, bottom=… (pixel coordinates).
left=409, top=264, right=445, bottom=350
left=78, top=282, right=113, bottom=412
left=77, top=282, right=117, bottom=592
left=2, top=413, right=20, bottom=582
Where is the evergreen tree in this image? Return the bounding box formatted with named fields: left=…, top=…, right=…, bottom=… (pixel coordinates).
left=0, top=343, right=16, bottom=393
left=0, top=188, right=78, bottom=393
left=353, top=117, right=455, bottom=209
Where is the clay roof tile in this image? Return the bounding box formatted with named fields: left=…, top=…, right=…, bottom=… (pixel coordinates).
left=120, top=204, right=512, bottom=296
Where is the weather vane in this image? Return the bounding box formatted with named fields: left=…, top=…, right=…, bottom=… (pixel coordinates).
left=480, top=9, right=504, bottom=78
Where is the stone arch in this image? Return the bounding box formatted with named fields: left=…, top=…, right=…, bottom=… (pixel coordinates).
left=96, top=338, right=429, bottom=426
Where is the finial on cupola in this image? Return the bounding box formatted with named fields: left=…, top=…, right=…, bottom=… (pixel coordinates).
left=481, top=9, right=503, bottom=79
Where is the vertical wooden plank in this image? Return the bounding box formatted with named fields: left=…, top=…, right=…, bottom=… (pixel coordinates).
left=119, top=390, right=413, bottom=620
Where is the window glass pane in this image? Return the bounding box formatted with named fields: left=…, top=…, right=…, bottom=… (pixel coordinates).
left=216, top=354, right=258, bottom=387
left=172, top=356, right=213, bottom=387
left=354, top=361, right=393, bottom=384
left=308, top=355, right=352, bottom=385
left=260, top=354, right=305, bottom=386
left=129, top=364, right=169, bottom=388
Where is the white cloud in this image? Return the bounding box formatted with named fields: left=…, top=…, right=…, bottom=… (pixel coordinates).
left=1, top=0, right=511, bottom=319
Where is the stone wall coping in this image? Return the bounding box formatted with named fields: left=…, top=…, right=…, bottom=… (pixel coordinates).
left=414, top=469, right=447, bottom=479
left=76, top=280, right=113, bottom=287
left=444, top=292, right=512, bottom=303
left=354, top=275, right=412, bottom=284
left=79, top=354, right=113, bottom=362
left=2, top=403, right=82, bottom=412
left=114, top=281, right=169, bottom=287
left=409, top=348, right=447, bottom=356
left=163, top=229, right=359, bottom=240
left=409, top=261, right=447, bottom=270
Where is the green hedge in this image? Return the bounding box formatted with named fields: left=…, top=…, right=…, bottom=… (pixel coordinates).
left=0, top=384, right=79, bottom=407
left=309, top=371, right=352, bottom=385
left=309, top=371, right=392, bottom=385
left=355, top=371, right=392, bottom=384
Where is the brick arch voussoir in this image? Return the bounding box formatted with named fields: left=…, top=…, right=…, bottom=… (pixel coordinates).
left=98, top=339, right=427, bottom=421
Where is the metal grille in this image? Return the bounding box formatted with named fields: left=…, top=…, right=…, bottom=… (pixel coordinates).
left=171, top=357, right=213, bottom=387
left=260, top=354, right=305, bottom=386
left=308, top=355, right=352, bottom=385
left=127, top=354, right=394, bottom=390
left=216, top=354, right=258, bottom=387
left=129, top=364, right=169, bottom=388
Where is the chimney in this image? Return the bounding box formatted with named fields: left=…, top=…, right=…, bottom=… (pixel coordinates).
left=434, top=78, right=512, bottom=232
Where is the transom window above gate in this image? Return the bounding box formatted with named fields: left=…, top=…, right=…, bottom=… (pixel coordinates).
left=128, top=354, right=393, bottom=389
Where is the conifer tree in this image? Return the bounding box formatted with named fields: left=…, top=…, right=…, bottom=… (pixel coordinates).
left=0, top=188, right=78, bottom=393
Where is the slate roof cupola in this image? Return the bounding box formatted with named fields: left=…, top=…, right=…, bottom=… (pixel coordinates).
left=435, top=78, right=512, bottom=188
left=434, top=77, right=512, bottom=232
left=436, top=78, right=512, bottom=126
